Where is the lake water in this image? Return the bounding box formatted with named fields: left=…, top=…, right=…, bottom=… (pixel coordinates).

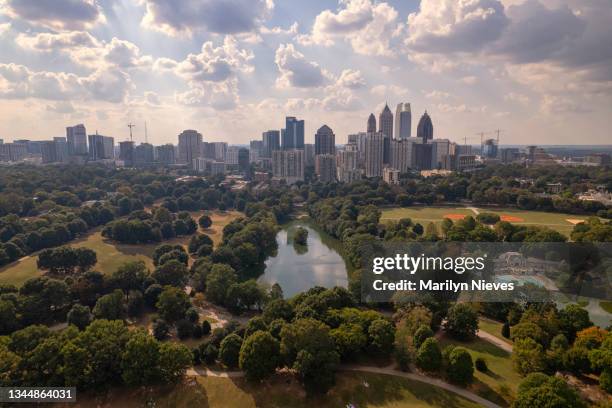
left=258, top=220, right=349, bottom=298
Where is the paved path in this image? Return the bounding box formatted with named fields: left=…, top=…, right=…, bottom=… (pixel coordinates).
left=476, top=329, right=513, bottom=353
left=340, top=365, right=503, bottom=408
left=187, top=364, right=502, bottom=408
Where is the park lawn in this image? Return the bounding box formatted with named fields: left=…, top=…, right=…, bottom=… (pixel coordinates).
left=478, top=318, right=513, bottom=345
left=438, top=334, right=520, bottom=407
left=380, top=206, right=583, bottom=236
left=64, top=372, right=482, bottom=408
left=0, top=210, right=242, bottom=287
left=600, top=301, right=612, bottom=314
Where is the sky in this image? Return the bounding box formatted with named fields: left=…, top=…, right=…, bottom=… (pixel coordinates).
left=0, top=0, right=610, bottom=146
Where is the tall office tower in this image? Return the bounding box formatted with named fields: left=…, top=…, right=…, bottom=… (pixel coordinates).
left=201, top=142, right=216, bottom=159
left=365, top=132, right=384, bottom=178
left=213, top=142, right=227, bottom=161
left=238, top=148, right=250, bottom=173
left=482, top=139, right=498, bottom=159
left=282, top=116, right=304, bottom=149
left=416, top=111, right=433, bottom=142
left=314, top=125, right=335, bottom=155
left=367, top=113, right=376, bottom=133
left=249, top=140, right=263, bottom=162
left=178, top=129, right=202, bottom=167
left=394, top=103, right=412, bottom=139
left=354, top=132, right=368, bottom=165
left=54, top=137, right=68, bottom=162
left=431, top=139, right=451, bottom=169
left=134, top=143, right=154, bottom=166
left=413, top=143, right=433, bottom=170
left=66, top=124, right=88, bottom=155
left=315, top=154, right=336, bottom=182
left=379, top=104, right=393, bottom=164
left=336, top=149, right=359, bottom=183
left=88, top=134, right=114, bottom=160
left=156, top=144, right=176, bottom=165
left=390, top=139, right=416, bottom=173
left=347, top=134, right=358, bottom=144
left=41, top=141, right=58, bottom=163
left=262, top=130, right=280, bottom=158
left=272, top=149, right=304, bottom=184
left=225, top=146, right=240, bottom=167
left=119, top=141, right=135, bottom=167
left=304, top=144, right=315, bottom=167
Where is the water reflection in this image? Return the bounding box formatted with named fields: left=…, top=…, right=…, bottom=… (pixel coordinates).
left=259, top=220, right=349, bottom=298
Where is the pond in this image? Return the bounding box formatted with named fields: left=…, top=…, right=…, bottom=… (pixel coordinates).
left=258, top=219, right=349, bottom=298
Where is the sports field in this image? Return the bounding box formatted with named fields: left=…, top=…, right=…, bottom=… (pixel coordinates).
left=0, top=211, right=241, bottom=287
left=381, top=206, right=584, bottom=236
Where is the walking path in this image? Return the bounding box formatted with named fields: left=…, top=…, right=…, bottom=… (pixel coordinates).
left=476, top=330, right=513, bottom=353
left=186, top=364, right=503, bottom=408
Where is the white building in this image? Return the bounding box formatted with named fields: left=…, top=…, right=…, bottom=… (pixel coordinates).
left=272, top=149, right=304, bottom=184
left=383, top=167, right=400, bottom=185
left=315, top=154, right=336, bottom=183
left=365, top=132, right=384, bottom=178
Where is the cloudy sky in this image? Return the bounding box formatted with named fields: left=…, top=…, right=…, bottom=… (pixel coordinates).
left=0, top=0, right=610, bottom=146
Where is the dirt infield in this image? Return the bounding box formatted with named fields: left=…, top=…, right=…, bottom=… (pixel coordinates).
left=444, top=213, right=468, bottom=220
left=566, top=219, right=585, bottom=225
left=500, top=215, right=525, bottom=222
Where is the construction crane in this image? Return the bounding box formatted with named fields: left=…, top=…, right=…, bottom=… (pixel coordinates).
left=127, top=123, right=135, bottom=141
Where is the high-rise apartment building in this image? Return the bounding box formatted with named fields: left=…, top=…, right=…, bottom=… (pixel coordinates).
left=88, top=134, right=114, bottom=161
left=365, top=132, right=384, bottom=178
left=134, top=143, right=154, bottom=166
left=272, top=149, right=304, bottom=184
left=226, top=146, right=240, bottom=166
left=336, top=149, right=360, bottom=183
left=431, top=139, right=451, bottom=169
left=178, top=129, right=202, bottom=167
left=119, top=141, right=135, bottom=167
left=390, top=138, right=417, bottom=173
left=156, top=144, right=176, bottom=165
left=304, top=144, right=315, bottom=167
left=250, top=140, right=264, bottom=162
left=315, top=154, right=336, bottom=182
left=314, top=125, right=335, bottom=156
left=282, top=117, right=304, bottom=150
left=213, top=142, right=227, bottom=161
left=66, top=124, right=88, bottom=155
left=394, top=103, right=412, bottom=139
left=262, top=130, right=280, bottom=158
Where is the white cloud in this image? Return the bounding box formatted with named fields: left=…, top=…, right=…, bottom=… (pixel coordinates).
left=460, top=76, right=478, bottom=84
left=336, top=69, right=366, bottom=89
left=504, top=92, right=529, bottom=105
left=0, top=63, right=131, bottom=103
left=275, top=43, right=329, bottom=88
left=1, top=0, right=105, bottom=30
left=0, top=22, right=11, bottom=35
left=140, top=0, right=273, bottom=36
left=424, top=90, right=451, bottom=99
left=260, top=22, right=298, bottom=36
left=298, top=0, right=401, bottom=56
left=176, top=79, right=239, bottom=110
left=540, top=94, right=591, bottom=114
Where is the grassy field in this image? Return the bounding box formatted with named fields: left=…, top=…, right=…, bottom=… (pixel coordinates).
left=61, top=372, right=482, bottom=408
left=478, top=318, right=513, bottom=345
left=0, top=210, right=242, bottom=287
left=438, top=334, right=520, bottom=407
left=600, top=301, right=612, bottom=314
left=381, top=206, right=584, bottom=236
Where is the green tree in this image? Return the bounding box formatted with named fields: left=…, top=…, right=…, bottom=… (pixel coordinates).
left=110, top=261, right=148, bottom=293
left=219, top=334, right=243, bottom=368
left=413, top=324, right=434, bottom=349
left=513, top=373, right=585, bottom=408
left=416, top=338, right=442, bottom=372
left=513, top=338, right=546, bottom=376
left=121, top=330, right=161, bottom=386
left=156, top=286, right=190, bottom=323
left=158, top=342, right=192, bottom=384
left=152, top=259, right=188, bottom=287
left=445, top=347, right=474, bottom=386
left=444, top=304, right=478, bottom=340
left=92, top=290, right=125, bottom=320
left=67, top=304, right=92, bottom=330
left=198, top=215, right=212, bottom=229
left=367, top=319, right=395, bottom=355
left=205, top=264, right=237, bottom=305
left=294, top=227, right=308, bottom=246
left=330, top=323, right=367, bottom=359
left=239, top=330, right=280, bottom=381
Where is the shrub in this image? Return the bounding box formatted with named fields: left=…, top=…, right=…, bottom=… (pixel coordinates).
left=475, top=357, right=488, bottom=372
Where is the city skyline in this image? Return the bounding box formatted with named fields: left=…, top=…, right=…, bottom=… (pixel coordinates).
left=0, top=0, right=611, bottom=145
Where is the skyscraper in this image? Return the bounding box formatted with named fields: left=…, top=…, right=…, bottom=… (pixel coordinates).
left=282, top=117, right=304, bottom=150
left=178, top=129, right=202, bottom=167
left=119, top=141, right=135, bottom=167
left=365, top=132, right=384, bottom=178
left=416, top=111, right=433, bottom=142
left=272, top=149, right=304, bottom=184
left=390, top=139, right=416, bottom=173
left=88, top=134, right=114, bottom=161
left=315, top=154, right=336, bottom=183
left=379, top=104, right=393, bottom=164
left=394, top=103, right=412, bottom=139
left=314, top=125, right=335, bottom=156
left=262, top=130, right=280, bottom=157
left=156, top=144, right=175, bottom=165
left=336, top=149, right=360, bottom=183
left=367, top=113, right=376, bottom=133
left=66, top=124, right=88, bottom=155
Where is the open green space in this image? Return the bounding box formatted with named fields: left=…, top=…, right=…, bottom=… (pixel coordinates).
left=438, top=334, right=520, bottom=407
left=62, top=372, right=482, bottom=408
left=381, top=206, right=584, bottom=236
left=600, top=301, right=612, bottom=314
left=0, top=210, right=242, bottom=287
left=478, top=318, right=513, bottom=345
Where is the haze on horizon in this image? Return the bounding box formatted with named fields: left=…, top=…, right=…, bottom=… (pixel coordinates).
left=0, top=0, right=610, bottom=146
